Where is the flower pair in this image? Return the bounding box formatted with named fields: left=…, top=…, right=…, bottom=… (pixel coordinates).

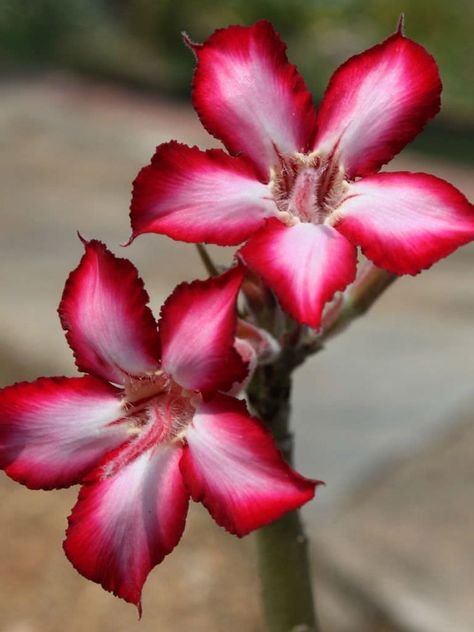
left=2, top=17, right=474, bottom=611
left=0, top=239, right=317, bottom=609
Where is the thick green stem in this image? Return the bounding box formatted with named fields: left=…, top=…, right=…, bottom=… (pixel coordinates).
left=244, top=268, right=395, bottom=630
left=256, top=511, right=317, bottom=632
left=248, top=357, right=319, bottom=632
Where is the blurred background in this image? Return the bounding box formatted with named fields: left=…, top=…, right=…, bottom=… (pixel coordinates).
left=1, top=1, right=473, bottom=630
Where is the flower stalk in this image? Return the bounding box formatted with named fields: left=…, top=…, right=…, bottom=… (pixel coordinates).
left=255, top=509, right=318, bottom=632
left=247, top=265, right=396, bottom=631
left=248, top=354, right=320, bottom=632
left=195, top=243, right=219, bottom=276
left=322, top=265, right=397, bottom=340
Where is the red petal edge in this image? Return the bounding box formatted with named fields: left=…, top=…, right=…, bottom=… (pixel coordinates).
left=59, top=238, right=160, bottom=385
left=158, top=266, right=248, bottom=396
left=64, top=443, right=189, bottom=611
left=129, top=141, right=275, bottom=246
left=191, top=20, right=317, bottom=179
left=181, top=394, right=321, bottom=536
left=0, top=375, right=128, bottom=490
left=313, top=29, right=441, bottom=178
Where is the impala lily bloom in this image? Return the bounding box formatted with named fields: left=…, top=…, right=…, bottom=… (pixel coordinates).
left=0, top=240, right=317, bottom=609
left=129, top=20, right=474, bottom=328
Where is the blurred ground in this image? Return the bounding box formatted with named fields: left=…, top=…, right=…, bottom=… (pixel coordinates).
left=1, top=76, right=474, bottom=630
left=317, top=406, right=474, bottom=632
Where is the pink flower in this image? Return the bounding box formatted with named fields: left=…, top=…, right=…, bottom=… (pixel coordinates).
left=0, top=240, right=317, bottom=609
left=129, top=20, right=474, bottom=328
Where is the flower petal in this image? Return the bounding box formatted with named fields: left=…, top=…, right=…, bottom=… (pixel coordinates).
left=0, top=376, right=128, bottom=489
left=313, top=29, right=441, bottom=178
left=239, top=219, right=357, bottom=328
left=181, top=394, right=318, bottom=536
left=59, top=240, right=160, bottom=385
left=236, top=319, right=280, bottom=366
left=334, top=172, right=474, bottom=275
left=225, top=338, right=257, bottom=397
left=64, top=442, right=188, bottom=609
left=226, top=320, right=280, bottom=396
left=130, top=142, right=275, bottom=245
left=190, top=20, right=317, bottom=179
left=159, top=267, right=247, bottom=396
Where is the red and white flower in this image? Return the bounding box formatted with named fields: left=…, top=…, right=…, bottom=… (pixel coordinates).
left=129, top=20, right=474, bottom=328
left=0, top=240, right=317, bottom=609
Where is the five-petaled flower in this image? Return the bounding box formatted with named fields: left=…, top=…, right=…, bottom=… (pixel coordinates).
left=129, top=19, right=474, bottom=328
left=0, top=240, right=317, bottom=609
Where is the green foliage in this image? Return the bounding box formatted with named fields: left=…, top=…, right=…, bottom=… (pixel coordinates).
left=0, top=0, right=101, bottom=62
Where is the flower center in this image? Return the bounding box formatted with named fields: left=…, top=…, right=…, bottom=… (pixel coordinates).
left=122, top=370, right=197, bottom=445
left=270, top=152, right=348, bottom=226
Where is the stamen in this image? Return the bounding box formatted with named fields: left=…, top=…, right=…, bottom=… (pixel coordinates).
left=275, top=210, right=300, bottom=227
left=320, top=167, right=348, bottom=215
left=123, top=369, right=169, bottom=404
left=121, top=372, right=198, bottom=448
left=270, top=151, right=345, bottom=225
left=288, top=168, right=318, bottom=222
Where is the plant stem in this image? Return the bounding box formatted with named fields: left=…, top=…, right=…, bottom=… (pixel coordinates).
left=247, top=356, right=319, bottom=632
left=256, top=510, right=317, bottom=632
left=322, top=267, right=396, bottom=340
left=195, top=243, right=219, bottom=276
left=245, top=267, right=395, bottom=630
